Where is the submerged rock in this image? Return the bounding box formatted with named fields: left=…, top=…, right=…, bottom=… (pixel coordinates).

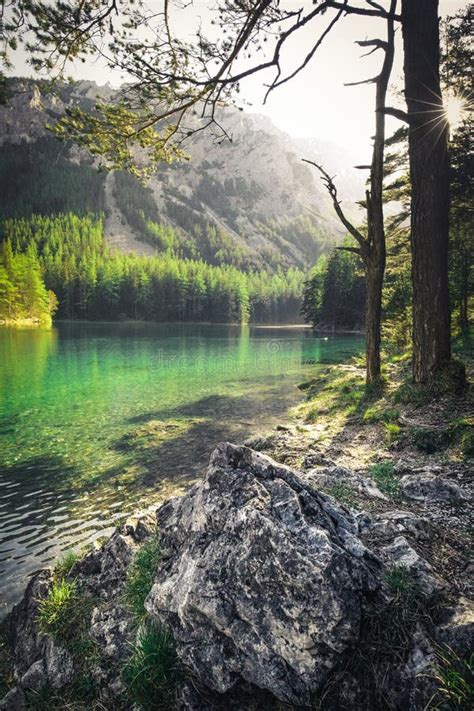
left=146, top=442, right=381, bottom=705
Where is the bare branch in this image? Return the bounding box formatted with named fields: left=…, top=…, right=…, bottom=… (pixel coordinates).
left=344, top=75, right=378, bottom=86
left=379, top=106, right=411, bottom=123
left=302, top=158, right=368, bottom=252
left=336, top=246, right=363, bottom=255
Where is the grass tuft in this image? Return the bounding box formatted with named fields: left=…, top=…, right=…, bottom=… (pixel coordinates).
left=432, top=648, right=474, bottom=710
left=37, top=578, right=80, bottom=641
left=368, top=460, right=401, bottom=499
left=125, top=538, right=161, bottom=621
left=123, top=620, right=180, bottom=711
left=326, top=484, right=358, bottom=508
left=53, top=550, right=79, bottom=580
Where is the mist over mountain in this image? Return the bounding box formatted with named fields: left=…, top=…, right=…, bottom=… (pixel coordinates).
left=0, top=78, right=363, bottom=271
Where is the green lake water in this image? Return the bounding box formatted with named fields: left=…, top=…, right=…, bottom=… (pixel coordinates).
left=0, top=322, right=363, bottom=615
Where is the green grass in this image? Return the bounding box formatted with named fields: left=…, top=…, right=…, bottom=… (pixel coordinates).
left=326, top=484, right=358, bottom=508
left=432, top=649, right=474, bottom=710
left=368, top=460, right=401, bottom=499
left=123, top=620, right=180, bottom=711
left=363, top=404, right=400, bottom=424
left=125, top=538, right=161, bottom=621
left=37, top=578, right=80, bottom=641
left=53, top=550, right=79, bottom=580
left=385, top=566, right=419, bottom=600
left=384, top=421, right=402, bottom=443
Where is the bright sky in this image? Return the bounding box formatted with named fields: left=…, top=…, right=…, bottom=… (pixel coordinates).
left=10, top=0, right=467, bottom=161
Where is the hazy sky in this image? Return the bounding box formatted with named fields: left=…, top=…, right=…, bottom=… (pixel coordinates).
left=10, top=0, right=467, bottom=160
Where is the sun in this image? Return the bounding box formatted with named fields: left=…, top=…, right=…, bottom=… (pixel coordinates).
left=444, top=91, right=469, bottom=131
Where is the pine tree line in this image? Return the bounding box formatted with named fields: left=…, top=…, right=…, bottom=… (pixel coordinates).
left=0, top=214, right=304, bottom=324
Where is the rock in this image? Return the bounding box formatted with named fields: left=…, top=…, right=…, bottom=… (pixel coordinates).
left=0, top=687, right=25, bottom=711
left=120, top=510, right=157, bottom=542
left=43, top=638, right=75, bottom=689
left=146, top=442, right=380, bottom=706
left=242, top=433, right=276, bottom=451
left=19, top=660, right=46, bottom=691
left=308, top=465, right=389, bottom=500
left=435, top=597, right=474, bottom=655
left=303, top=450, right=336, bottom=468
left=8, top=570, right=52, bottom=678
left=90, top=605, right=134, bottom=661
left=400, top=473, right=466, bottom=502
left=382, top=536, right=446, bottom=598
left=367, top=511, right=432, bottom=541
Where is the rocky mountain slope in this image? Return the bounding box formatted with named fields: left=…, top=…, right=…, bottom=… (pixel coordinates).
left=0, top=78, right=364, bottom=270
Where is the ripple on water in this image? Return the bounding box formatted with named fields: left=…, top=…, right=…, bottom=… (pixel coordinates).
left=0, top=323, right=364, bottom=617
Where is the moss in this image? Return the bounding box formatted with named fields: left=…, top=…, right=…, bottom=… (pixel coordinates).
left=125, top=537, right=161, bottom=622
left=123, top=619, right=181, bottom=711
left=368, top=461, right=401, bottom=499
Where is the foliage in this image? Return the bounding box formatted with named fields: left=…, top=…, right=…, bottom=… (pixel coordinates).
left=368, top=461, right=400, bottom=499
left=126, top=538, right=161, bottom=622
left=0, top=136, right=105, bottom=219
left=123, top=620, right=180, bottom=711
left=384, top=421, right=401, bottom=444
left=302, top=248, right=365, bottom=331
left=0, top=213, right=305, bottom=324
left=0, top=239, right=56, bottom=324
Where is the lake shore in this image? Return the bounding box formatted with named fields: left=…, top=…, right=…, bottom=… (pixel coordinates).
left=1, top=336, right=472, bottom=710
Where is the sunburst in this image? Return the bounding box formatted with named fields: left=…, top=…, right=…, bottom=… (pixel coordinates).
left=444, top=90, right=470, bottom=131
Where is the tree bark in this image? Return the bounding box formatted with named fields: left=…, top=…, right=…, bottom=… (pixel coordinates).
left=401, top=0, right=451, bottom=383
left=365, top=254, right=384, bottom=384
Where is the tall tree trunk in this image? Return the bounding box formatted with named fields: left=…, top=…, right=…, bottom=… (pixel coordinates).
left=401, top=0, right=451, bottom=383
left=365, top=255, right=384, bottom=384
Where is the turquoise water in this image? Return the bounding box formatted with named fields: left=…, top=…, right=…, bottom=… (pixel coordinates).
left=0, top=322, right=363, bottom=615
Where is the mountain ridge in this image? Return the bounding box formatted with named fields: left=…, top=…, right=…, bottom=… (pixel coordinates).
left=0, top=77, right=364, bottom=271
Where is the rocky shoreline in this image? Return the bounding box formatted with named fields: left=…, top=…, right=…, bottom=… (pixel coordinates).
left=1, top=363, right=473, bottom=710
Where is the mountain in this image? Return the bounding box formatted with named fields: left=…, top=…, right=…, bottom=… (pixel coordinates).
left=0, top=78, right=364, bottom=271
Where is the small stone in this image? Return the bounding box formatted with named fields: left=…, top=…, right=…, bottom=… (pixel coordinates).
left=400, top=474, right=466, bottom=502
left=382, top=536, right=446, bottom=597
left=370, top=511, right=432, bottom=541
left=436, top=597, right=474, bottom=655
left=0, top=687, right=26, bottom=711
left=19, top=660, right=46, bottom=691
left=308, top=465, right=388, bottom=500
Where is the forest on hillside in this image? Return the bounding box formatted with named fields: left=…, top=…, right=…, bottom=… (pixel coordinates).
left=0, top=214, right=304, bottom=324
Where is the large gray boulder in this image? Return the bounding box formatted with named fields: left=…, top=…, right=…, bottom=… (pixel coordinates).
left=146, top=442, right=381, bottom=705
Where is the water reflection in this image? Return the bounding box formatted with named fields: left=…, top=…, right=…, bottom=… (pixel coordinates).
left=0, top=322, right=363, bottom=615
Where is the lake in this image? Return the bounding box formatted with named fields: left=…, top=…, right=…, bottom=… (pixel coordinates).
left=0, top=322, right=363, bottom=616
